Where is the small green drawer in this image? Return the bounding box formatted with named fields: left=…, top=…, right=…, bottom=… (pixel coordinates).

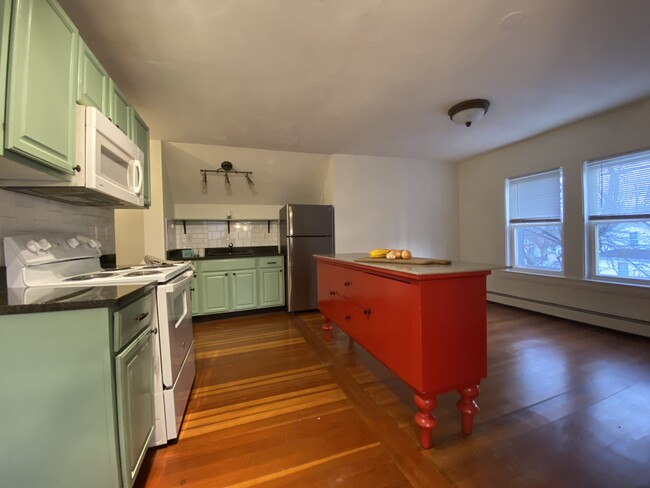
left=113, top=293, right=154, bottom=351
left=258, top=257, right=283, bottom=268
left=201, top=258, right=256, bottom=272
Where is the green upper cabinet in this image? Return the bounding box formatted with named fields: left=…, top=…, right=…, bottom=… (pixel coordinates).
left=0, top=0, right=12, bottom=158
left=132, top=109, right=151, bottom=206
left=77, top=38, right=108, bottom=114
left=5, top=0, right=79, bottom=174
left=109, top=80, right=131, bottom=136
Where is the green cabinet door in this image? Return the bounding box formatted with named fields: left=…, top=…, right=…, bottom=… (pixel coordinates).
left=202, top=271, right=230, bottom=314
left=109, top=80, right=131, bottom=136
left=5, top=0, right=79, bottom=174
left=132, top=110, right=151, bottom=206
left=259, top=267, right=285, bottom=308
left=0, top=0, right=12, bottom=157
left=115, top=327, right=154, bottom=488
left=77, top=38, right=108, bottom=113
left=231, top=269, right=258, bottom=311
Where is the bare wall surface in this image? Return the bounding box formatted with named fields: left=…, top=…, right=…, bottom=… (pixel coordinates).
left=458, top=98, right=650, bottom=335
left=330, top=154, right=458, bottom=258
left=162, top=142, right=331, bottom=210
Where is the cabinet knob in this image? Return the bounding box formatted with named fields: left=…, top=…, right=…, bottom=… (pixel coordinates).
left=190, top=287, right=195, bottom=292
left=329, top=290, right=336, bottom=296
left=151, top=328, right=158, bottom=335
left=72, top=164, right=81, bottom=173
left=344, top=281, right=351, bottom=286
left=363, top=308, right=371, bottom=316
left=345, top=314, right=351, bottom=320
left=233, top=272, right=237, bottom=275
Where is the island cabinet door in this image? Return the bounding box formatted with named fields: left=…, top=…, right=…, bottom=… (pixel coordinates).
left=353, top=272, right=420, bottom=389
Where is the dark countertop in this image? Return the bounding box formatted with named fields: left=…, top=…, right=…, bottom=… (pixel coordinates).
left=0, top=283, right=155, bottom=315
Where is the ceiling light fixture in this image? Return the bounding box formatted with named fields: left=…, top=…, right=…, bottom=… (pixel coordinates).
left=448, top=99, right=490, bottom=127
left=200, top=161, right=254, bottom=190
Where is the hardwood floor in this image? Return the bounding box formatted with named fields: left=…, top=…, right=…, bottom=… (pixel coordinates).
left=135, top=304, right=650, bottom=488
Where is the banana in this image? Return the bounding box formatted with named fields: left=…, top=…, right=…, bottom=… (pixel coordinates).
left=369, top=248, right=390, bottom=258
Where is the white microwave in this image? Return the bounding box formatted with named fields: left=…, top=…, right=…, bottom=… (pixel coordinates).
left=0, top=105, right=145, bottom=207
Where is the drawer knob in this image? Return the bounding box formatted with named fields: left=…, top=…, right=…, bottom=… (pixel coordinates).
left=344, top=281, right=351, bottom=286
left=363, top=308, right=371, bottom=316
left=345, top=314, right=351, bottom=320
left=329, top=290, right=336, bottom=296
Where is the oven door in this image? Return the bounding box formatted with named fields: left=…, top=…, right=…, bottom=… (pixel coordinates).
left=157, top=269, right=194, bottom=388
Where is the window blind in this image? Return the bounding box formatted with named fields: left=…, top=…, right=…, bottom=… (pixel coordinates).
left=508, top=169, right=562, bottom=222
left=586, top=150, right=650, bottom=218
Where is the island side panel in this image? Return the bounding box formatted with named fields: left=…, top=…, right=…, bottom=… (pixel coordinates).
left=419, top=273, right=489, bottom=394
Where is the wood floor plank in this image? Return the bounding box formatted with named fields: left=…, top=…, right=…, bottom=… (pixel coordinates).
left=136, top=305, right=650, bottom=488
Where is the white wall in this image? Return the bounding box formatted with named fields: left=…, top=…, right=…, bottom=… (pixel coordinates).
left=0, top=189, right=115, bottom=267
left=115, top=140, right=167, bottom=265
left=458, top=97, right=650, bottom=336
left=329, top=154, right=458, bottom=258
left=162, top=142, right=331, bottom=217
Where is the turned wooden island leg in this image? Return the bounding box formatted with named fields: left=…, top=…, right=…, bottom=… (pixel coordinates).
left=321, top=315, right=332, bottom=331
left=456, top=385, right=480, bottom=434
left=414, top=392, right=437, bottom=449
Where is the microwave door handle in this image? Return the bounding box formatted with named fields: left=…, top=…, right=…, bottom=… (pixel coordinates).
left=132, top=159, right=143, bottom=195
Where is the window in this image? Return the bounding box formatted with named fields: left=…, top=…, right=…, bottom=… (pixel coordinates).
left=585, top=149, right=650, bottom=284
left=506, top=169, right=563, bottom=273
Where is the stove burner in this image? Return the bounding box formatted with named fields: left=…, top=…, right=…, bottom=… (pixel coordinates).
left=124, top=271, right=160, bottom=277
left=140, top=264, right=175, bottom=269
left=102, top=266, right=134, bottom=271
left=64, top=272, right=119, bottom=281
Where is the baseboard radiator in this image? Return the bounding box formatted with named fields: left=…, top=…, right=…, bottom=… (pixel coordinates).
left=487, top=291, right=650, bottom=338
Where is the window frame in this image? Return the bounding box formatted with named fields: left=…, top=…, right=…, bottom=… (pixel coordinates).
left=584, top=149, right=650, bottom=286
left=505, top=168, right=564, bottom=276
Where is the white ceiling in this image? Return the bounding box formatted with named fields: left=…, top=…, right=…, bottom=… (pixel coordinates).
left=58, top=0, right=650, bottom=163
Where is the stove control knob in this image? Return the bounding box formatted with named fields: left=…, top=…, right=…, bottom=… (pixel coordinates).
left=88, top=239, right=101, bottom=248
left=67, top=238, right=80, bottom=248
left=38, top=239, right=52, bottom=251
left=26, top=239, right=41, bottom=253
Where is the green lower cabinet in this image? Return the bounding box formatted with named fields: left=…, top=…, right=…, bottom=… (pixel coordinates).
left=201, top=271, right=230, bottom=314
left=115, top=328, right=154, bottom=488
left=231, top=269, right=258, bottom=310
left=259, top=267, right=285, bottom=308
left=0, top=291, right=155, bottom=488
left=192, top=256, right=284, bottom=316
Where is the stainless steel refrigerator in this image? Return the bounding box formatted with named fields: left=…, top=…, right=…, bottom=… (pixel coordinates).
left=279, top=204, right=335, bottom=312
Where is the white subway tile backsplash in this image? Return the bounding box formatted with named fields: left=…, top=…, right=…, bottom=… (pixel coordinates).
left=166, top=219, right=279, bottom=251
left=0, top=189, right=115, bottom=267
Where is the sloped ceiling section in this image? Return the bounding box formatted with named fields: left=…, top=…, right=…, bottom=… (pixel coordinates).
left=59, top=0, right=650, bottom=162
left=161, top=142, right=330, bottom=205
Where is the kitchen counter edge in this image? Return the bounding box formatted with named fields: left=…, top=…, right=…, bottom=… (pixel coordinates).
left=314, top=253, right=505, bottom=277
left=0, top=283, right=156, bottom=315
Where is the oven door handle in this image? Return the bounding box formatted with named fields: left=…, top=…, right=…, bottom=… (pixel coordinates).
left=165, top=270, right=193, bottom=293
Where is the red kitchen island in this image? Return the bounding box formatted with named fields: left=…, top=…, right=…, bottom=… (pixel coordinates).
left=315, top=253, right=500, bottom=449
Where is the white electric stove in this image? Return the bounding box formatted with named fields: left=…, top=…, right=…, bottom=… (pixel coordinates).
left=3, top=233, right=196, bottom=446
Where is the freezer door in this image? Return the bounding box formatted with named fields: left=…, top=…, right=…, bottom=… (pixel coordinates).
left=286, top=204, right=334, bottom=237
left=287, top=236, right=334, bottom=311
